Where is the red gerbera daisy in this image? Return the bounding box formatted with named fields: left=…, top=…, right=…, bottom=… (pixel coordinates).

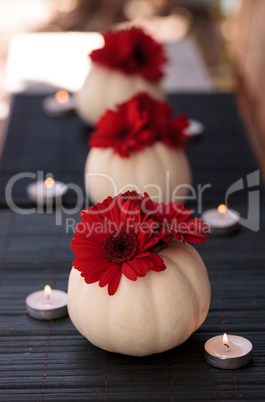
left=90, top=27, right=167, bottom=81
left=71, top=194, right=166, bottom=296
left=71, top=192, right=209, bottom=296
left=89, top=92, right=189, bottom=157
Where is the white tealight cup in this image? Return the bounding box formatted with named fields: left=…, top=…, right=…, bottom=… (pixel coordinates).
left=27, top=177, right=68, bottom=204
left=205, top=334, right=252, bottom=369
left=201, top=204, right=240, bottom=236
left=43, top=90, right=76, bottom=117
left=26, top=285, right=68, bottom=320
left=184, top=119, right=204, bottom=137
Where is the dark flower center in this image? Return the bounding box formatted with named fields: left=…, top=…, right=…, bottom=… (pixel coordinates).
left=133, top=47, right=147, bottom=65
left=104, top=230, right=139, bottom=263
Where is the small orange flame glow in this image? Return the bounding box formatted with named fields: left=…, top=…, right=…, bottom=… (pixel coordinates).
left=218, top=204, right=227, bottom=214
left=44, top=177, right=55, bottom=188
left=44, top=285, right=52, bottom=299
left=55, top=90, right=69, bottom=104
left=223, top=333, right=229, bottom=349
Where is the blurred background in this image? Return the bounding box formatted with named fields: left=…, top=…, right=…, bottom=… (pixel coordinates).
left=0, top=0, right=263, bottom=173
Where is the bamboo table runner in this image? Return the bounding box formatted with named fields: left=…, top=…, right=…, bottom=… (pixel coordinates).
left=0, top=93, right=264, bottom=401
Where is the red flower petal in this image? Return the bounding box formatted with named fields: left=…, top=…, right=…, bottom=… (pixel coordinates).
left=144, top=252, right=166, bottom=268
left=125, top=259, right=147, bottom=277
left=121, top=262, right=138, bottom=281
left=133, top=252, right=166, bottom=272
left=108, top=270, right=122, bottom=296
left=99, top=263, right=120, bottom=288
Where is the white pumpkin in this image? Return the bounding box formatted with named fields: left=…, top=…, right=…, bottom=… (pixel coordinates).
left=85, top=142, right=192, bottom=205
left=75, top=63, right=165, bottom=126
left=68, top=240, right=211, bottom=356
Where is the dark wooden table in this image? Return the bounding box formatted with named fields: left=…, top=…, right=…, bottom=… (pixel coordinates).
left=0, top=93, right=264, bottom=401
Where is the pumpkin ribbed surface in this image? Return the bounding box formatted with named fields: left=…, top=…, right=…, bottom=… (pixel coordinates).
left=85, top=142, right=192, bottom=205
left=68, top=240, right=211, bottom=356
left=75, top=64, right=165, bottom=126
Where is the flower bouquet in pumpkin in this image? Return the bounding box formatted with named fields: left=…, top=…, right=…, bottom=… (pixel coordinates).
left=85, top=92, right=191, bottom=205
left=75, top=27, right=167, bottom=126
left=68, top=191, right=211, bottom=357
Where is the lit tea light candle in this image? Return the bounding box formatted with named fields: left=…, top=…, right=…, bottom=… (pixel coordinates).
left=26, top=285, right=68, bottom=320
left=184, top=119, right=204, bottom=138
left=201, top=204, right=240, bottom=235
left=43, top=90, right=76, bottom=117
left=27, top=176, right=68, bottom=204
left=205, top=333, right=252, bottom=369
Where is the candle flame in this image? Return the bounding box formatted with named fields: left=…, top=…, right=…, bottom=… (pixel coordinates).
left=218, top=204, right=227, bottom=214
left=223, top=333, right=229, bottom=349
left=55, top=90, right=70, bottom=104
left=44, top=177, right=55, bottom=188
left=44, top=285, right=51, bottom=300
